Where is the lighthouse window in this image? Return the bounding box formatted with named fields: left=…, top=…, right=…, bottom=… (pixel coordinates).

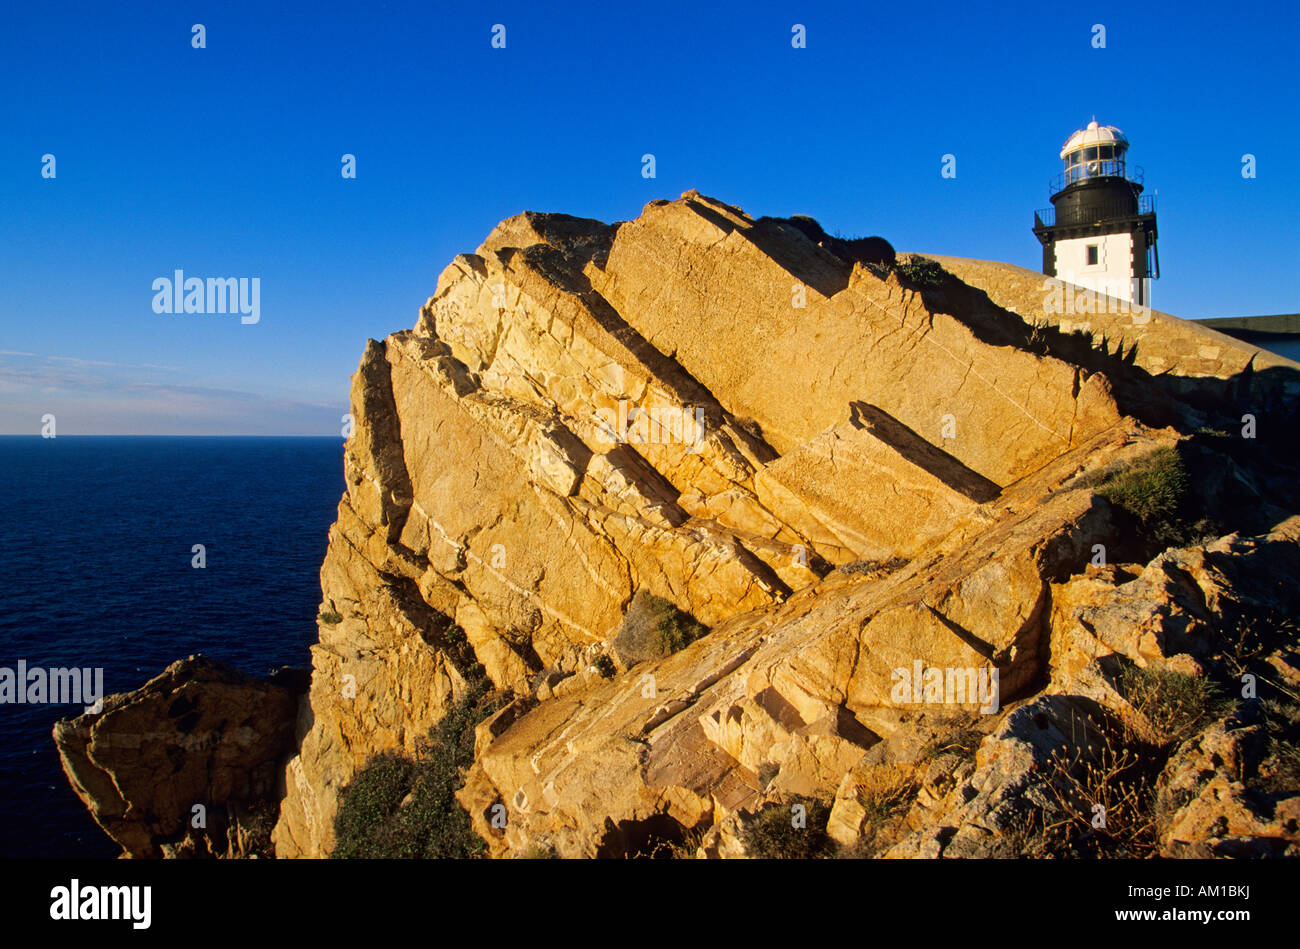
left=1085, top=147, right=1098, bottom=160
left=1086, top=244, right=1099, bottom=265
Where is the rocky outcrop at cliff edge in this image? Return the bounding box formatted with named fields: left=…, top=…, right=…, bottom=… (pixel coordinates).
left=264, top=190, right=1300, bottom=859
left=55, top=191, right=1300, bottom=858
left=54, top=655, right=303, bottom=857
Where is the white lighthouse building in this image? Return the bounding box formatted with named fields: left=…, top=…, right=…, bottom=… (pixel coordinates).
left=1033, top=120, right=1158, bottom=307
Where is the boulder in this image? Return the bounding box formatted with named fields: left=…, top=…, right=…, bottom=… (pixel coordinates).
left=53, top=655, right=301, bottom=858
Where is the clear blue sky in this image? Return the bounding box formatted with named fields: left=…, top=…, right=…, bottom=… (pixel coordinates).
left=2, top=0, right=1296, bottom=433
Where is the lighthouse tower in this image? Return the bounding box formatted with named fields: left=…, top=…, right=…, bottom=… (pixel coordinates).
left=1032, top=120, right=1158, bottom=307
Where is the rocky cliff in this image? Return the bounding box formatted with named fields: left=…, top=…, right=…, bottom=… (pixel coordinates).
left=59, top=191, right=1300, bottom=858
left=54, top=656, right=304, bottom=857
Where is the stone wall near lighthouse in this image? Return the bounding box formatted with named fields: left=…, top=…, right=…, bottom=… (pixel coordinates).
left=930, top=254, right=1300, bottom=388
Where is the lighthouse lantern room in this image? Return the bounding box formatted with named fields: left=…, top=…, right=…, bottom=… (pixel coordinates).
left=1032, top=120, right=1158, bottom=307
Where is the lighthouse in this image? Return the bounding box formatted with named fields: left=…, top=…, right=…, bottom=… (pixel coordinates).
left=1032, top=120, right=1158, bottom=307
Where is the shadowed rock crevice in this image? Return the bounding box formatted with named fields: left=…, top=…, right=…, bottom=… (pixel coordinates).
left=847, top=401, right=1001, bottom=504
left=350, top=339, right=415, bottom=545
left=506, top=240, right=783, bottom=466
left=596, top=812, right=693, bottom=859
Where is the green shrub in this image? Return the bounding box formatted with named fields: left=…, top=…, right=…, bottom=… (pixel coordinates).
left=1259, top=738, right=1300, bottom=795
left=331, top=753, right=414, bottom=857
left=1097, top=447, right=1188, bottom=526
left=833, top=765, right=918, bottom=859
left=1118, top=664, right=1229, bottom=747
left=591, top=655, right=616, bottom=678
left=853, top=767, right=916, bottom=828
left=319, top=611, right=343, bottom=625
left=894, top=254, right=945, bottom=287
left=645, top=594, right=708, bottom=656
left=612, top=591, right=711, bottom=664
left=332, top=675, right=508, bottom=858
left=740, top=798, right=834, bottom=859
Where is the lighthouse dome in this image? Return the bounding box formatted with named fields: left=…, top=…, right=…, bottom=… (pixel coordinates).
left=1060, top=120, right=1129, bottom=159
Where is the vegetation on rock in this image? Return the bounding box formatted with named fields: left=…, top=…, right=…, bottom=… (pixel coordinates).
left=741, top=798, right=835, bottom=859
left=1118, top=664, right=1230, bottom=747
left=1097, top=446, right=1189, bottom=527
left=893, top=254, right=946, bottom=287
left=646, top=593, right=709, bottom=656
left=840, top=557, right=908, bottom=577
left=333, top=674, right=507, bottom=859
left=612, top=590, right=710, bottom=664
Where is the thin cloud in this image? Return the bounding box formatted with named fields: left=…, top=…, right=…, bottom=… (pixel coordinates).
left=45, top=355, right=182, bottom=372
left=0, top=351, right=346, bottom=435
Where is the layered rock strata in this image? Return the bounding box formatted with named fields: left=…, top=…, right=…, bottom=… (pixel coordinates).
left=57, top=191, right=1300, bottom=860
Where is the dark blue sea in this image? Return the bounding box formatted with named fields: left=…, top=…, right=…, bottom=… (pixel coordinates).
left=0, top=437, right=344, bottom=858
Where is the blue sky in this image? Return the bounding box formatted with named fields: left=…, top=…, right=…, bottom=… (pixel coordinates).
left=2, top=0, right=1296, bottom=433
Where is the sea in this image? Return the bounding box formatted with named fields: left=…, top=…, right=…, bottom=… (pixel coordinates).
left=0, top=437, right=344, bottom=858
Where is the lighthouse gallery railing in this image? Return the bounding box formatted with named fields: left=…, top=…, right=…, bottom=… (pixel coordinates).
left=1034, top=193, right=1155, bottom=228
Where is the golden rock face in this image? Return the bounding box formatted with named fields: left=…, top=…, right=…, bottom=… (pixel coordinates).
left=264, top=192, right=1300, bottom=859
